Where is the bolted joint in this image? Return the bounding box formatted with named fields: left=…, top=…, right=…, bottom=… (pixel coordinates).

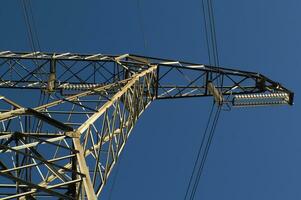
left=256, top=77, right=266, bottom=92
left=207, top=81, right=223, bottom=105
left=66, top=131, right=80, bottom=138
left=47, top=59, right=57, bottom=92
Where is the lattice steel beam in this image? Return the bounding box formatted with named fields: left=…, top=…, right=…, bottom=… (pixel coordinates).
left=0, top=51, right=293, bottom=199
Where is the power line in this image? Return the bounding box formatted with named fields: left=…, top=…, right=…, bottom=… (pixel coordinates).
left=184, top=102, right=215, bottom=199
left=207, top=0, right=219, bottom=66
left=184, top=1, right=222, bottom=199
left=27, top=0, right=41, bottom=51
left=201, top=0, right=212, bottom=65
left=206, top=0, right=217, bottom=66
left=20, top=0, right=48, bottom=87
left=201, top=0, right=219, bottom=66
left=21, top=0, right=36, bottom=52
left=21, top=0, right=41, bottom=52
left=136, top=0, right=148, bottom=54
left=184, top=104, right=222, bottom=200
left=189, top=105, right=222, bottom=199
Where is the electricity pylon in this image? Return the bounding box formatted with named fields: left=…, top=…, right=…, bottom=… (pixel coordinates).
left=0, top=51, right=293, bottom=199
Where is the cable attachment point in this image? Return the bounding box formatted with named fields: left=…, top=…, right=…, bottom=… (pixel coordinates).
left=207, top=81, right=223, bottom=105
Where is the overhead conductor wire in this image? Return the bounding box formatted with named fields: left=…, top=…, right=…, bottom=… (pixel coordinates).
left=21, top=0, right=40, bottom=52
left=184, top=0, right=222, bottom=199
left=137, top=0, right=148, bottom=54
left=21, top=0, right=50, bottom=132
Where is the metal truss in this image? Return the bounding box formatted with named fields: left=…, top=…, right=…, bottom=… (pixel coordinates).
left=0, top=51, right=293, bottom=199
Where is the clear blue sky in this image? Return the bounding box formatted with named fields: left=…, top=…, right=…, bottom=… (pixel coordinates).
left=0, top=0, right=300, bottom=199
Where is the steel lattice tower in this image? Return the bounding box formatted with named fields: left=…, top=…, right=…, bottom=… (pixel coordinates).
left=0, top=51, right=293, bottom=199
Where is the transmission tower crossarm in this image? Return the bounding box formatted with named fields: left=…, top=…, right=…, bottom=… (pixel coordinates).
left=0, top=51, right=293, bottom=106
left=0, top=51, right=294, bottom=199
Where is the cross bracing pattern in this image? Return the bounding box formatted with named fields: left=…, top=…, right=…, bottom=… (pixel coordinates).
left=0, top=51, right=294, bottom=199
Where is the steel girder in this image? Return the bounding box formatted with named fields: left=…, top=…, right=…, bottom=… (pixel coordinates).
left=0, top=51, right=294, bottom=104
left=0, top=51, right=293, bottom=199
